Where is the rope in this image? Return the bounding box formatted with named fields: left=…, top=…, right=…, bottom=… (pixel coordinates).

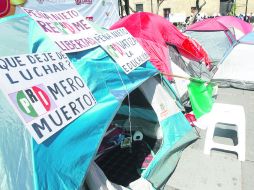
left=112, top=61, right=133, bottom=147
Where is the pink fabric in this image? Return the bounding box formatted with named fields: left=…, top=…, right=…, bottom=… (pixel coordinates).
left=110, top=12, right=211, bottom=80
left=187, top=18, right=228, bottom=31
left=216, top=16, right=253, bottom=35
left=187, top=16, right=253, bottom=35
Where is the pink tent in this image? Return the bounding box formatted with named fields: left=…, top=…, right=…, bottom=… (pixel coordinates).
left=216, top=16, right=253, bottom=39
left=110, top=12, right=211, bottom=80
left=186, top=18, right=228, bottom=31
left=187, top=16, right=253, bottom=39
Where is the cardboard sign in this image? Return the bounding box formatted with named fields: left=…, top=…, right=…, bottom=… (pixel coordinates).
left=0, top=52, right=96, bottom=143
left=93, top=27, right=150, bottom=74
left=22, top=8, right=99, bottom=53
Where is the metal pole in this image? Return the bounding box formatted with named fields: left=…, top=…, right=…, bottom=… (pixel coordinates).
left=151, top=0, right=153, bottom=13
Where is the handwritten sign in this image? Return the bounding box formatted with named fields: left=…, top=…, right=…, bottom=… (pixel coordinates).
left=0, top=52, right=96, bottom=143
left=22, top=8, right=99, bottom=53
left=93, top=27, right=150, bottom=74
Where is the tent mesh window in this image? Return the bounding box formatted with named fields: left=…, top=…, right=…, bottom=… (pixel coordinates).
left=95, top=88, right=162, bottom=187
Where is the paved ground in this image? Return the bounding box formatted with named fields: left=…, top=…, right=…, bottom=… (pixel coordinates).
left=165, top=88, right=254, bottom=190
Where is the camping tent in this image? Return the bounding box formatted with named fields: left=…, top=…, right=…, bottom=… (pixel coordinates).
left=213, top=32, right=254, bottom=90
left=0, top=14, right=197, bottom=189
left=214, top=16, right=253, bottom=40
left=110, top=12, right=213, bottom=102
left=185, top=16, right=241, bottom=65
left=110, top=12, right=212, bottom=80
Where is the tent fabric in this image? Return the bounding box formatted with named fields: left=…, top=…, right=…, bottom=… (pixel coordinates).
left=215, top=16, right=253, bottom=39
left=213, top=37, right=254, bottom=90
left=0, top=14, right=35, bottom=190
left=239, top=32, right=254, bottom=44
left=186, top=16, right=253, bottom=40
left=185, top=30, right=233, bottom=64
left=187, top=18, right=229, bottom=31
left=110, top=12, right=211, bottom=80
left=31, top=40, right=158, bottom=190
left=185, top=17, right=241, bottom=65
left=0, top=14, right=157, bottom=190
left=0, top=14, right=197, bottom=190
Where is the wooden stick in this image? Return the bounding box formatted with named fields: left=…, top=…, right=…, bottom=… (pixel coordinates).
left=161, top=72, right=216, bottom=85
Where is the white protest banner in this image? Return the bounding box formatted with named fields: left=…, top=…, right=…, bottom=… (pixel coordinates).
left=0, top=52, right=96, bottom=144
left=93, top=27, right=150, bottom=74
left=22, top=8, right=99, bottom=53
left=15, top=0, right=120, bottom=29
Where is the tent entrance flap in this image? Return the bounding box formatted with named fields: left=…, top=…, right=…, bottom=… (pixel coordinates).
left=85, top=76, right=197, bottom=189
left=90, top=85, right=163, bottom=188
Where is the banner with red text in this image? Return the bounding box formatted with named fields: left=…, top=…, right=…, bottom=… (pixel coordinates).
left=22, top=8, right=99, bottom=53
left=14, top=0, right=119, bottom=29
left=94, top=28, right=150, bottom=74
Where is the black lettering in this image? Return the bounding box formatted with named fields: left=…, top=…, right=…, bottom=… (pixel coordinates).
left=26, top=55, right=37, bottom=64
left=20, top=69, right=33, bottom=80
left=5, top=73, right=19, bottom=84
left=31, top=118, right=52, bottom=139
left=60, top=105, right=72, bottom=121
left=42, top=53, right=49, bottom=62
left=58, top=62, right=67, bottom=70
left=49, top=110, right=63, bottom=126
left=59, top=80, right=72, bottom=95
left=74, top=76, right=85, bottom=88
left=76, top=97, right=85, bottom=110
left=33, top=67, right=43, bottom=77
left=69, top=101, right=80, bottom=115
left=52, top=63, right=62, bottom=72
left=83, top=94, right=93, bottom=106
left=48, top=53, right=56, bottom=61
left=66, top=77, right=78, bottom=92
left=25, top=89, right=38, bottom=103
left=42, top=65, right=54, bottom=74
left=122, top=65, right=129, bottom=73
left=34, top=54, right=43, bottom=63
left=47, top=83, right=64, bottom=100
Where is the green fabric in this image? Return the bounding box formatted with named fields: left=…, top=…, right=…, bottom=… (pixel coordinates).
left=188, top=79, right=215, bottom=118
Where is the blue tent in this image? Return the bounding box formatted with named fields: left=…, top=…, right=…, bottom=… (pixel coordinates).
left=0, top=14, right=197, bottom=189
